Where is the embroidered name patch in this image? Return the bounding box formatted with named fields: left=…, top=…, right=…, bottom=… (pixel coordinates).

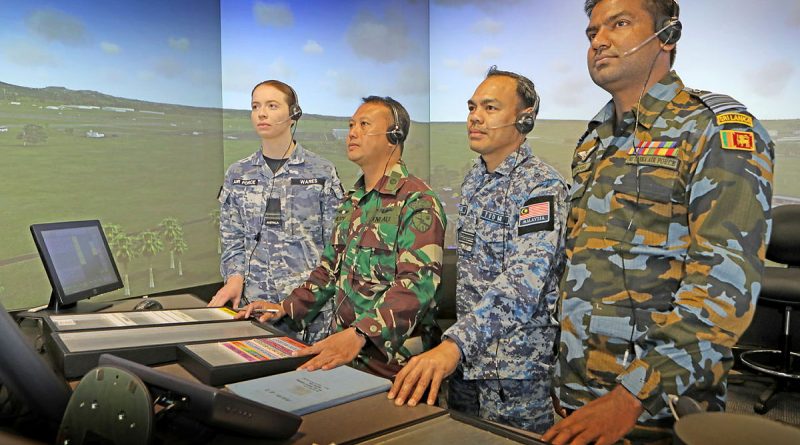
left=232, top=178, right=258, bottom=186
left=625, top=155, right=680, bottom=170
left=291, top=178, right=323, bottom=186
left=480, top=209, right=509, bottom=226
left=716, top=112, right=753, bottom=128
left=628, top=141, right=678, bottom=157
left=518, top=196, right=554, bottom=235
left=720, top=130, right=755, bottom=151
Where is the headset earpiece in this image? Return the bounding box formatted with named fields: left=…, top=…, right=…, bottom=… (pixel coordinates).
left=386, top=102, right=405, bottom=145
left=657, top=1, right=682, bottom=45
left=515, top=112, right=535, bottom=134
left=286, top=84, right=303, bottom=122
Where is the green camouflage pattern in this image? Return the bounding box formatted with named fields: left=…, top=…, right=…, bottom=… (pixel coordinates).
left=283, top=161, right=446, bottom=377
left=554, top=71, right=775, bottom=425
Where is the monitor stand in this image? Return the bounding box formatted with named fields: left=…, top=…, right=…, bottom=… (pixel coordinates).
left=16, top=291, right=113, bottom=319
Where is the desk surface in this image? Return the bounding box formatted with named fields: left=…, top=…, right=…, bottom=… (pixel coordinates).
left=17, top=294, right=451, bottom=444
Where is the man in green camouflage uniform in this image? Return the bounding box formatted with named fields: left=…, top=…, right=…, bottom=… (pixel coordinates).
left=544, top=1, right=774, bottom=444
left=238, top=96, right=446, bottom=378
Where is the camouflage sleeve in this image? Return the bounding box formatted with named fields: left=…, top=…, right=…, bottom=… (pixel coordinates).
left=321, top=166, right=344, bottom=245
left=218, top=167, right=246, bottom=280
left=616, top=117, right=774, bottom=415
left=445, top=179, right=568, bottom=364
left=352, top=191, right=446, bottom=360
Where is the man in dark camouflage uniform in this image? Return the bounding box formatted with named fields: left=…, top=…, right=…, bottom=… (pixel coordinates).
left=238, top=96, right=446, bottom=378
left=388, top=68, right=568, bottom=434
left=544, top=1, right=774, bottom=444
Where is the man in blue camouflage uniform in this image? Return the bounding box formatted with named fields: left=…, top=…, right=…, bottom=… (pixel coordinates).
left=210, top=80, right=343, bottom=343
left=543, top=1, right=774, bottom=444
left=237, top=96, right=446, bottom=378
left=388, top=68, right=568, bottom=434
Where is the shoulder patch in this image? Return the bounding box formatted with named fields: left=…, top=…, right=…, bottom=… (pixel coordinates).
left=408, top=198, right=433, bottom=211
left=518, top=196, right=554, bottom=235
left=720, top=130, right=755, bottom=151
left=697, top=92, right=747, bottom=114
left=411, top=210, right=433, bottom=232
left=716, top=112, right=753, bottom=128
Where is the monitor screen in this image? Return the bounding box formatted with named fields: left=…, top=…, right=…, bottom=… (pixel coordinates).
left=30, top=220, right=123, bottom=310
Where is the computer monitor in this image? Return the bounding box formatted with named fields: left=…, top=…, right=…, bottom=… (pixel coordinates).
left=0, top=301, right=72, bottom=440
left=30, top=220, right=122, bottom=313
left=97, top=354, right=302, bottom=439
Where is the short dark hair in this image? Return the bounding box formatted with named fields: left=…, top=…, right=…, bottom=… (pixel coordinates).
left=251, top=79, right=298, bottom=108
left=485, top=66, right=540, bottom=116
left=584, top=0, right=678, bottom=66
left=361, top=96, right=410, bottom=151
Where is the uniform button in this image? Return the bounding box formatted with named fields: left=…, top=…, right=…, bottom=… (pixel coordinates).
left=384, top=341, right=391, bottom=348
left=369, top=325, right=378, bottom=333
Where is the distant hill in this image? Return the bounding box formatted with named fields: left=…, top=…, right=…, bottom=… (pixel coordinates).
left=0, top=80, right=343, bottom=120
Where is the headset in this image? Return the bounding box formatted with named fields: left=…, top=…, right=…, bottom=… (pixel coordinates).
left=385, top=100, right=405, bottom=146
left=285, top=83, right=303, bottom=122
left=657, top=0, right=682, bottom=45
left=514, top=91, right=539, bottom=134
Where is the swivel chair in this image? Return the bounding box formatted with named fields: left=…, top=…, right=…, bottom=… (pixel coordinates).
left=739, top=204, right=800, bottom=414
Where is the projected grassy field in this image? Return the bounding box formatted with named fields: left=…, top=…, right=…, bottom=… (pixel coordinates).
left=1, top=81, right=798, bottom=310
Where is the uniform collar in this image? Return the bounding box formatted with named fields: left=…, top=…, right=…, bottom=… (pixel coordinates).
left=249, top=142, right=307, bottom=167
left=350, top=160, right=409, bottom=197
left=588, top=70, right=684, bottom=131
left=475, top=143, right=532, bottom=177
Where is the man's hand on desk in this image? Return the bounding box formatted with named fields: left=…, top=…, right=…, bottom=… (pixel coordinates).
left=233, top=301, right=285, bottom=323
left=294, top=328, right=366, bottom=371
left=541, top=385, right=643, bottom=445
left=208, top=275, right=244, bottom=308
left=388, top=339, right=460, bottom=407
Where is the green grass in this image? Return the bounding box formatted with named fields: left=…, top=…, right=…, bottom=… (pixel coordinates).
left=1, top=93, right=797, bottom=310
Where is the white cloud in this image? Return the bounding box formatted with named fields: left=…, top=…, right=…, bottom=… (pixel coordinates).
left=100, top=41, right=120, bottom=54
left=396, top=65, right=430, bottom=96
left=746, top=60, right=795, bottom=97
left=472, top=18, right=502, bottom=35
left=168, top=37, right=190, bottom=51
left=25, top=8, right=86, bottom=45
left=552, top=76, right=592, bottom=107
left=442, top=46, right=503, bottom=78
left=303, top=40, right=324, bottom=54
left=433, top=0, right=524, bottom=9
left=346, top=10, right=411, bottom=62
left=3, top=40, right=58, bottom=67
left=153, top=57, right=184, bottom=78
left=267, top=57, right=294, bottom=79
left=254, top=2, right=294, bottom=28
left=223, top=59, right=260, bottom=95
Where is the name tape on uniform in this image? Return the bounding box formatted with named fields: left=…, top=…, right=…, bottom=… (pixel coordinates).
left=290, top=178, right=323, bottom=186
left=232, top=178, right=258, bottom=186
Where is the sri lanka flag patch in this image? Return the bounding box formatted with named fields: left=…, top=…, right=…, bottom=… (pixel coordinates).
left=720, top=130, right=755, bottom=151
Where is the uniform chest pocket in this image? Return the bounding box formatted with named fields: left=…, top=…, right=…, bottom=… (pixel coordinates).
left=230, top=184, right=265, bottom=235
left=475, top=221, right=507, bottom=274
left=289, top=183, right=323, bottom=234
left=353, top=231, right=397, bottom=284
left=605, top=165, right=680, bottom=247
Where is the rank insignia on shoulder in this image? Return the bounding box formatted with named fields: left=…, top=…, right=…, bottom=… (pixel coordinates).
left=716, top=112, right=753, bottom=128
left=720, top=130, right=755, bottom=151
left=518, top=196, right=554, bottom=235
left=628, top=141, right=678, bottom=157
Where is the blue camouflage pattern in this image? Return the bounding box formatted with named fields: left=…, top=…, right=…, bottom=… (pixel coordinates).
left=554, top=71, right=775, bottom=430
left=443, top=143, right=567, bottom=432
left=218, top=144, right=343, bottom=342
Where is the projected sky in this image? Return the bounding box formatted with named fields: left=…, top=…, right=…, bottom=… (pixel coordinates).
left=1, top=0, right=797, bottom=121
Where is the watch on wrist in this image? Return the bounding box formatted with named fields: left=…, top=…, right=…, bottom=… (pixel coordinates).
left=353, top=326, right=369, bottom=340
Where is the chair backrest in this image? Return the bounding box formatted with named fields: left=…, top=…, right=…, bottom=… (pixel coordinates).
left=435, top=248, right=458, bottom=321
left=766, top=204, right=800, bottom=266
